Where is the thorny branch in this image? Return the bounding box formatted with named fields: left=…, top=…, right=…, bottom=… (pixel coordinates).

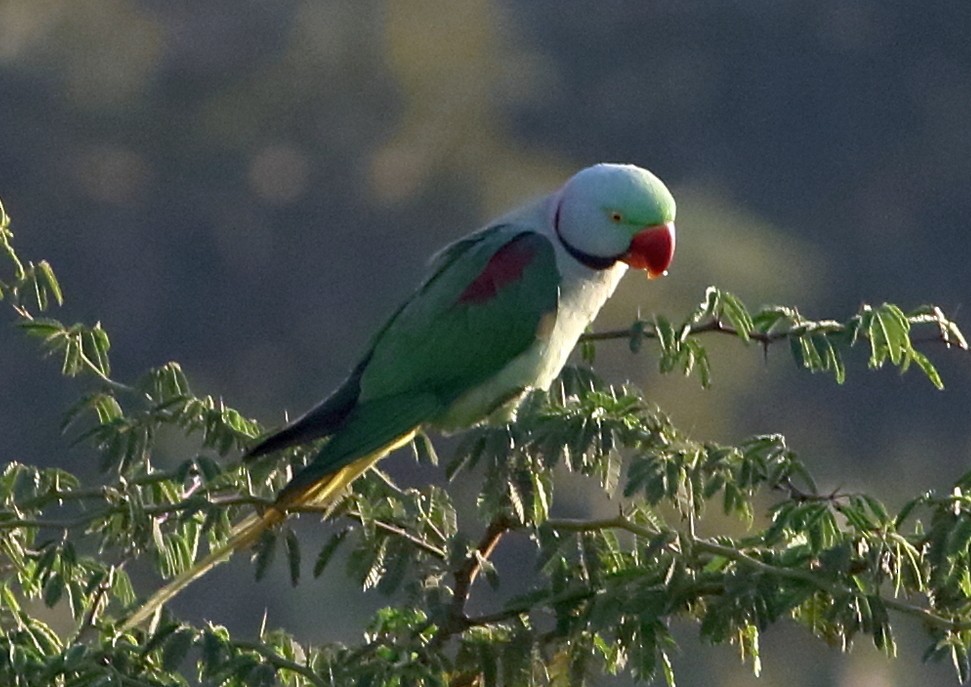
left=543, top=514, right=971, bottom=634
left=432, top=515, right=513, bottom=647
left=429, top=509, right=971, bottom=639
left=582, top=314, right=968, bottom=351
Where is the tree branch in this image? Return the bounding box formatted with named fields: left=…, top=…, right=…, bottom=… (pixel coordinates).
left=581, top=316, right=966, bottom=349
left=432, top=515, right=512, bottom=647
left=547, top=514, right=971, bottom=634
left=342, top=509, right=447, bottom=560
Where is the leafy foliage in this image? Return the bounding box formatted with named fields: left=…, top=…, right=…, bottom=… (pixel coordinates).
left=2, top=201, right=970, bottom=685
left=584, top=286, right=965, bottom=390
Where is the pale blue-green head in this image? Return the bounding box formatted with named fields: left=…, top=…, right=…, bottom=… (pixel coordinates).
left=555, top=163, right=676, bottom=277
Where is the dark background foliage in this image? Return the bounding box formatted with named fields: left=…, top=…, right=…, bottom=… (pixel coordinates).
left=1, top=2, right=969, bottom=684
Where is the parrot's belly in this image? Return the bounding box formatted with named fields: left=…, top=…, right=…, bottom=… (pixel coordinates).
left=435, top=259, right=628, bottom=430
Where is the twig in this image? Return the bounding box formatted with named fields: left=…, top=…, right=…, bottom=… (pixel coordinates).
left=343, top=509, right=447, bottom=560
left=463, top=585, right=597, bottom=629
left=548, top=514, right=971, bottom=634
left=581, top=317, right=964, bottom=348
left=76, top=348, right=141, bottom=395
left=0, top=515, right=109, bottom=531
left=432, top=515, right=512, bottom=646
left=363, top=467, right=448, bottom=543
left=547, top=514, right=667, bottom=543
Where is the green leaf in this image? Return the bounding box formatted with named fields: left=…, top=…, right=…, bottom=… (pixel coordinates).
left=284, top=528, right=301, bottom=586
left=507, top=476, right=526, bottom=523
left=752, top=306, right=796, bottom=335
left=700, top=286, right=721, bottom=321
left=82, top=323, right=111, bottom=377
left=200, top=628, right=229, bottom=672
left=907, top=348, right=944, bottom=390
left=17, top=317, right=65, bottom=339
left=653, top=315, right=676, bottom=361
left=30, top=262, right=48, bottom=311
left=629, top=319, right=647, bottom=353
left=375, top=540, right=411, bottom=596
left=42, top=572, right=64, bottom=608
left=818, top=334, right=846, bottom=384
left=690, top=339, right=712, bottom=387
left=530, top=470, right=550, bottom=524
left=195, top=454, right=223, bottom=483
left=61, top=336, right=81, bottom=376
left=799, top=334, right=824, bottom=371
left=788, top=333, right=805, bottom=370
left=0, top=584, right=23, bottom=614
left=161, top=627, right=195, bottom=672
left=866, top=303, right=909, bottom=367
left=356, top=536, right=388, bottom=591
left=253, top=530, right=277, bottom=582
left=36, top=260, right=63, bottom=307
left=111, top=568, right=136, bottom=606
left=738, top=623, right=761, bottom=676
left=660, top=648, right=677, bottom=687
left=579, top=331, right=596, bottom=364
left=245, top=662, right=277, bottom=687
left=720, top=290, right=755, bottom=342
left=411, top=431, right=439, bottom=466
left=61, top=642, right=87, bottom=671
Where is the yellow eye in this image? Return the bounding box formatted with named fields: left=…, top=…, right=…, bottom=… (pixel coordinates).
left=610, top=211, right=623, bottom=223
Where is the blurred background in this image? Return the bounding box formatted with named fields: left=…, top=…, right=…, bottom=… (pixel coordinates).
left=1, top=1, right=969, bottom=684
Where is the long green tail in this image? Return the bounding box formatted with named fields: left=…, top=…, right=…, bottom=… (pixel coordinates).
left=119, top=508, right=282, bottom=631
left=119, top=431, right=416, bottom=631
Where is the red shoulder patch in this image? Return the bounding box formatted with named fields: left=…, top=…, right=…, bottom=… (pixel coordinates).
left=458, top=235, right=540, bottom=305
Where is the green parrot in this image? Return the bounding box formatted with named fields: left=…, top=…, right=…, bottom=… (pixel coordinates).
left=121, top=163, right=676, bottom=629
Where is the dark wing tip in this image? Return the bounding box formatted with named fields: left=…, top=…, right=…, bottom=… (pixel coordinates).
left=242, top=431, right=288, bottom=461
left=242, top=409, right=343, bottom=461
left=243, top=356, right=369, bottom=460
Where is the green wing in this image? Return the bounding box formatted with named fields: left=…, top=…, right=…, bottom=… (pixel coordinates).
left=359, top=228, right=560, bottom=402
left=272, top=227, right=560, bottom=497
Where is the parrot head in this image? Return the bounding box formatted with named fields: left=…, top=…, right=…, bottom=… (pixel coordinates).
left=554, top=163, right=676, bottom=279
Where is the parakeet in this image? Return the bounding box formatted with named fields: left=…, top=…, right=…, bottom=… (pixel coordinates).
left=121, top=163, right=676, bottom=629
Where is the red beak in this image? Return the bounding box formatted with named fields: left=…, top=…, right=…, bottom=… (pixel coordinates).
left=620, top=222, right=676, bottom=279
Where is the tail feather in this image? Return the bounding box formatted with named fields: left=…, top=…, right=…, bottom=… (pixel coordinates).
left=119, top=508, right=283, bottom=631
left=277, top=430, right=417, bottom=508
left=119, top=431, right=416, bottom=630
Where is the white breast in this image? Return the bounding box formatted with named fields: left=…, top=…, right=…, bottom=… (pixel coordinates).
left=435, top=196, right=627, bottom=431
left=534, top=247, right=628, bottom=388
